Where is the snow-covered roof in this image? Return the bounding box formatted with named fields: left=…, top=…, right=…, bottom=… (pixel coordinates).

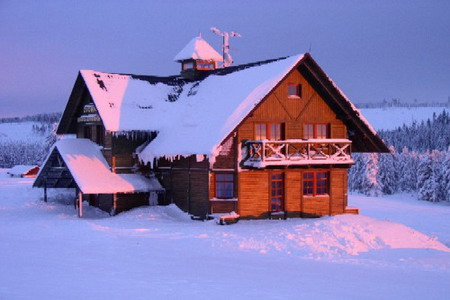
left=8, top=165, right=38, bottom=175
left=49, top=139, right=163, bottom=194
left=80, top=55, right=305, bottom=163
left=173, top=36, right=223, bottom=62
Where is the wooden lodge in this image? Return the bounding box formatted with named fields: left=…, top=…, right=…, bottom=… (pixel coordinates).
left=34, top=35, right=388, bottom=219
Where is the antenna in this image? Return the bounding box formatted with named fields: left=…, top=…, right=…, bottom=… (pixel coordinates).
left=210, top=27, right=241, bottom=67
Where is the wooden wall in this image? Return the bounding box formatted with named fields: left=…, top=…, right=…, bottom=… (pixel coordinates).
left=237, top=68, right=347, bottom=142
left=115, top=193, right=150, bottom=214
left=237, top=168, right=349, bottom=219
left=155, top=155, right=210, bottom=218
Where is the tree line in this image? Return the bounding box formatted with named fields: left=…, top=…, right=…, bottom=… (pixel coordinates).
left=349, top=110, right=450, bottom=202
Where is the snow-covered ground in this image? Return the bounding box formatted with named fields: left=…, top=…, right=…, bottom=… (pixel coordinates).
left=360, top=107, right=448, bottom=130
left=0, top=122, right=47, bottom=143
left=0, top=169, right=449, bottom=299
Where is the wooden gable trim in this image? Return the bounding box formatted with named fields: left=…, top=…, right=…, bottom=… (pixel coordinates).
left=57, top=72, right=106, bottom=135
left=298, top=55, right=389, bottom=153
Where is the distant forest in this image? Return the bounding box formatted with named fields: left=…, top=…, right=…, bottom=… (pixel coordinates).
left=355, top=98, right=450, bottom=109
left=350, top=110, right=450, bottom=202
left=0, top=113, right=61, bottom=168
left=0, top=112, right=61, bottom=124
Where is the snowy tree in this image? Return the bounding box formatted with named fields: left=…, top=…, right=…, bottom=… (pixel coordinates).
left=443, top=152, right=450, bottom=202
left=360, top=153, right=382, bottom=196
left=417, top=154, right=437, bottom=202
left=378, top=146, right=398, bottom=194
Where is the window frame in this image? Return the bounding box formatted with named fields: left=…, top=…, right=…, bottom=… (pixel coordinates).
left=288, top=83, right=302, bottom=98
left=303, top=123, right=329, bottom=139
left=214, top=173, right=234, bottom=199
left=303, top=171, right=329, bottom=196
left=196, top=60, right=215, bottom=71
left=255, top=123, right=284, bottom=141
left=270, top=172, right=285, bottom=212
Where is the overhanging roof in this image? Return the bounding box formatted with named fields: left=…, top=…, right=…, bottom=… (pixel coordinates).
left=34, top=139, right=163, bottom=194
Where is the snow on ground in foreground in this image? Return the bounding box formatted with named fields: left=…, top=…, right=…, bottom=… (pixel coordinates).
left=1, top=169, right=449, bottom=299
left=360, top=107, right=448, bottom=130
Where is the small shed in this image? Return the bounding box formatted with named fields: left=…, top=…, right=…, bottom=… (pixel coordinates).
left=33, top=139, right=164, bottom=216
left=8, top=165, right=40, bottom=178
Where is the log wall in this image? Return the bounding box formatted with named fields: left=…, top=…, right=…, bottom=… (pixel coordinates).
left=155, top=155, right=210, bottom=218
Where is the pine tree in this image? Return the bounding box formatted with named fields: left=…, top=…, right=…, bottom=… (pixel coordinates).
left=360, top=153, right=382, bottom=196
left=443, top=152, right=450, bottom=202
left=417, top=154, right=435, bottom=201
left=378, top=146, right=398, bottom=194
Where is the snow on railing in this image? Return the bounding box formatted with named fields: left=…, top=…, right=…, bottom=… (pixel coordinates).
left=241, top=139, right=353, bottom=168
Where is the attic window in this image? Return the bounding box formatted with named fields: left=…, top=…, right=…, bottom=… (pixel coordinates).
left=196, top=61, right=215, bottom=70
left=182, top=61, right=194, bottom=70
left=288, top=84, right=302, bottom=98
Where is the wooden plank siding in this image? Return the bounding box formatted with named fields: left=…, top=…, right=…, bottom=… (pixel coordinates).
left=238, top=168, right=348, bottom=219
left=237, top=68, right=347, bottom=141
left=155, top=155, right=210, bottom=218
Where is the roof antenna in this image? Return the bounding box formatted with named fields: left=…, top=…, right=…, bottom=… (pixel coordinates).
left=308, top=42, right=312, bottom=53
left=210, top=27, right=241, bottom=67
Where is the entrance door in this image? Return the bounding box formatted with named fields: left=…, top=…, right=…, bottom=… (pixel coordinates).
left=270, top=173, right=284, bottom=212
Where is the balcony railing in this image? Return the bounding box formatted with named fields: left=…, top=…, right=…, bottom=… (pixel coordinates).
left=241, top=139, right=353, bottom=168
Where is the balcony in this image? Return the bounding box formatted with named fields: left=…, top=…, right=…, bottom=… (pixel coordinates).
left=241, top=139, right=353, bottom=168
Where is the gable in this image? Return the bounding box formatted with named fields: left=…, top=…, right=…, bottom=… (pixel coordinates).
left=238, top=68, right=346, bottom=141
left=228, top=54, right=388, bottom=153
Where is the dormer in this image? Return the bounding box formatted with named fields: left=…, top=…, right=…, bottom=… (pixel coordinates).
left=174, top=35, right=222, bottom=80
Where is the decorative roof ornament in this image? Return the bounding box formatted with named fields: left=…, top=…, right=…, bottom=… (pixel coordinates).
left=210, top=27, right=241, bottom=67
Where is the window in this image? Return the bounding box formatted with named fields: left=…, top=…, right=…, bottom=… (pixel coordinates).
left=303, top=171, right=329, bottom=196
left=215, top=173, right=234, bottom=199
left=96, top=125, right=104, bottom=145
left=196, top=61, right=215, bottom=70
left=182, top=61, right=194, bottom=70
left=255, top=123, right=283, bottom=140
left=84, top=125, right=92, bottom=139
left=288, top=84, right=302, bottom=98
left=270, top=173, right=284, bottom=212
left=304, top=123, right=329, bottom=139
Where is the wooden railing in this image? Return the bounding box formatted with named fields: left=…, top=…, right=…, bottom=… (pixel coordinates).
left=241, top=139, right=353, bottom=168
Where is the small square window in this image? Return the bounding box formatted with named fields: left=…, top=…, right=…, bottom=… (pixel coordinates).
left=288, top=84, right=302, bottom=98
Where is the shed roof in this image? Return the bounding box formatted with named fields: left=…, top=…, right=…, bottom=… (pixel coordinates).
left=34, top=139, right=163, bottom=194
left=8, top=165, right=39, bottom=176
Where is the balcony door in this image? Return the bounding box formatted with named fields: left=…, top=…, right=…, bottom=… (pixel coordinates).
left=255, top=123, right=283, bottom=140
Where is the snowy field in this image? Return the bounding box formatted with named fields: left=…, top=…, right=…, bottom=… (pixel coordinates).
left=0, top=122, right=47, bottom=143
left=1, top=169, right=449, bottom=299
left=360, top=107, right=448, bottom=130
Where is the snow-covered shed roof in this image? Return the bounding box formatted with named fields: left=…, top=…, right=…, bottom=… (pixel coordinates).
left=8, top=165, right=39, bottom=176
left=173, top=36, right=223, bottom=62
left=34, top=139, right=163, bottom=194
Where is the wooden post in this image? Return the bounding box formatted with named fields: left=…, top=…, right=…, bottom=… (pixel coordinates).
left=78, top=191, right=83, bottom=218
left=43, top=179, right=47, bottom=203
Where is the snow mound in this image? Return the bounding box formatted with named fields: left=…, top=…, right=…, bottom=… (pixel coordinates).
left=214, top=215, right=449, bottom=258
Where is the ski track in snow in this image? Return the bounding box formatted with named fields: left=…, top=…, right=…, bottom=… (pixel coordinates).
left=1, top=169, right=450, bottom=299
